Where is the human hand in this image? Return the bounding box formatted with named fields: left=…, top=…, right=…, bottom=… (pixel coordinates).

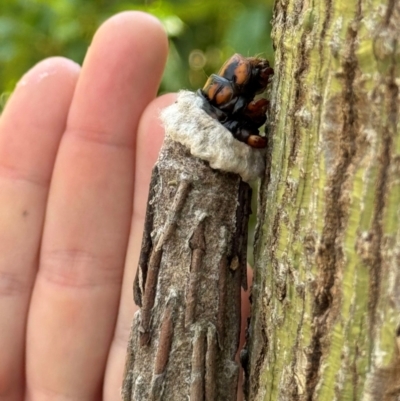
left=0, top=11, right=249, bottom=401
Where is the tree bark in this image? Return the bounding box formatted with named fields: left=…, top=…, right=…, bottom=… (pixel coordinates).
left=244, top=0, right=400, bottom=400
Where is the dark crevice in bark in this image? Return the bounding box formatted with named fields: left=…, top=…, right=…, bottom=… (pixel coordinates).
left=388, top=58, right=399, bottom=130
left=305, top=2, right=362, bottom=398
left=316, top=0, right=332, bottom=105
left=252, top=311, right=269, bottom=398
left=289, top=29, right=309, bottom=168
left=320, top=0, right=332, bottom=46
left=233, top=182, right=252, bottom=291
left=248, top=102, right=274, bottom=401
left=396, top=325, right=400, bottom=338
left=133, top=166, right=158, bottom=307
left=251, top=101, right=275, bottom=400
left=385, top=0, right=395, bottom=25
left=254, top=123, right=274, bottom=249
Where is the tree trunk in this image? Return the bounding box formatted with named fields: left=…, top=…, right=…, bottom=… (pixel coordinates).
left=244, top=0, right=400, bottom=400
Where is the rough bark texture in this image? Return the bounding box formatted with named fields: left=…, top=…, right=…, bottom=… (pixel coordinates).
left=122, top=136, right=251, bottom=400
left=244, top=0, right=400, bottom=400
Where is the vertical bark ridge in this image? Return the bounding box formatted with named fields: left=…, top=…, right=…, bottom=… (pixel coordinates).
left=133, top=166, right=158, bottom=307
left=185, top=220, right=206, bottom=327
left=140, top=179, right=191, bottom=346
left=190, top=325, right=206, bottom=401
left=205, top=325, right=217, bottom=401
left=140, top=248, right=164, bottom=346
left=155, top=180, right=191, bottom=252
left=149, top=291, right=177, bottom=400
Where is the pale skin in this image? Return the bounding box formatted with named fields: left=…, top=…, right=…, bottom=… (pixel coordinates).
left=0, top=11, right=250, bottom=401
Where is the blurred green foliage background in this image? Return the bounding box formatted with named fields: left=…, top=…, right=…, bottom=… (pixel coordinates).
left=0, top=0, right=274, bottom=263
left=0, top=0, right=274, bottom=105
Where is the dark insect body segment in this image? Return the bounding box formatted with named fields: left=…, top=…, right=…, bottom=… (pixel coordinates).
left=198, top=53, right=274, bottom=148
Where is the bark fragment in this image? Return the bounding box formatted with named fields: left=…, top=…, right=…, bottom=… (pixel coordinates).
left=123, top=107, right=256, bottom=399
